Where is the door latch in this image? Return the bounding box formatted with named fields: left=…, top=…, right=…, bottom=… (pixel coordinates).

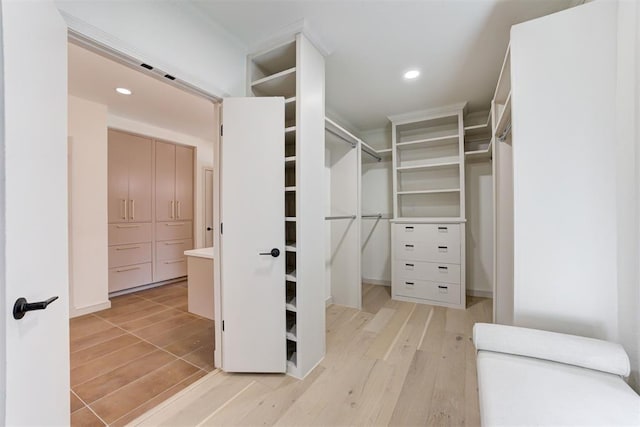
left=13, top=296, right=59, bottom=320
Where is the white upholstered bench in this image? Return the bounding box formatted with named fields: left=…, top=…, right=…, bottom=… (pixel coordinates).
left=473, top=323, right=640, bottom=426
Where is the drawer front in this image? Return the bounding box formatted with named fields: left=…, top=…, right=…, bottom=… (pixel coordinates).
left=109, top=222, right=153, bottom=245
left=394, top=239, right=460, bottom=264
left=394, top=223, right=460, bottom=243
left=108, top=242, right=152, bottom=268
left=394, top=279, right=461, bottom=305
left=156, top=258, right=187, bottom=282
left=109, top=262, right=152, bottom=293
left=156, top=221, right=193, bottom=241
left=156, top=239, right=193, bottom=262
left=395, top=260, right=461, bottom=284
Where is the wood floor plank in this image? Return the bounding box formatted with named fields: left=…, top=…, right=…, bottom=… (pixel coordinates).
left=198, top=380, right=272, bottom=426
left=70, top=407, right=105, bottom=427
left=70, top=326, right=127, bottom=353
left=465, top=337, right=481, bottom=427
left=70, top=333, right=140, bottom=367
left=365, top=302, right=415, bottom=360
left=363, top=307, right=395, bottom=333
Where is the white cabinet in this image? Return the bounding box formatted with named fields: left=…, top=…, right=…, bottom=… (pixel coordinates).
left=390, top=105, right=467, bottom=309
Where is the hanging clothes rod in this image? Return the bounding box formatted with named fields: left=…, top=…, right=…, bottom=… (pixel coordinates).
left=497, top=122, right=512, bottom=142
left=325, top=127, right=356, bottom=148
left=325, top=215, right=357, bottom=220
left=361, top=213, right=382, bottom=219
left=361, top=147, right=382, bottom=162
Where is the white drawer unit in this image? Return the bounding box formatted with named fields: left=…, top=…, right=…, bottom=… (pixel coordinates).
left=108, top=262, right=153, bottom=293
left=395, top=260, right=461, bottom=284
left=156, top=239, right=193, bottom=262
left=394, top=279, right=462, bottom=306
left=108, top=222, right=153, bottom=245
left=156, top=258, right=187, bottom=282
left=156, top=221, right=193, bottom=241
left=392, top=222, right=466, bottom=309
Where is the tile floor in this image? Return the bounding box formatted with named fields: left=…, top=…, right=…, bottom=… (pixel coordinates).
left=69, top=281, right=215, bottom=426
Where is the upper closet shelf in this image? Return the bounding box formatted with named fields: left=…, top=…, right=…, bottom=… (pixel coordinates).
left=396, top=134, right=459, bottom=149
left=396, top=160, right=460, bottom=172
left=465, top=138, right=493, bottom=160
left=397, top=188, right=460, bottom=195
left=251, top=67, right=296, bottom=98
left=463, top=109, right=491, bottom=131
left=250, top=40, right=296, bottom=81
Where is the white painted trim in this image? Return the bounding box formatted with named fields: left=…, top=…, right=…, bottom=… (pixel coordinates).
left=362, top=278, right=391, bottom=287
left=388, top=102, right=468, bottom=124
left=466, top=289, right=493, bottom=298
left=249, top=18, right=332, bottom=57
left=60, top=10, right=226, bottom=101
left=108, top=278, right=186, bottom=298
left=69, top=300, right=111, bottom=318
left=325, top=296, right=334, bottom=306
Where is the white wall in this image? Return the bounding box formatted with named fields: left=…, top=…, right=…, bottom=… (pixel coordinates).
left=511, top=1, right=619, bottom=339
left=108, top=114, right=215, bottom=249
left=68, top=96, right=110, bottom=317
left=55, top=1, right=247, bottom=97
left=67, top=96, right=215, bottom=318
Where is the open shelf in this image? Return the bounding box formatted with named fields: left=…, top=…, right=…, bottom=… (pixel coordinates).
left=285, top=156, right=296, bottom=164
left=250, top=40, right=296, bottom=81
left=251, top=67, right=296, bottom=98
left=285, top=125, right=296, bottom=134
left=286, top=311, right=297, bottom=341
left=287, top=340, right=297, bottom=371
left=285, top=217, right=297, bottom=222
left=285, top=97, right=296, bottom=126
left=464, top=109, right=491, bottom=131
left=397, top=188, right=460, bottom=195
left=396, top=134, right=459, bottom=149
left=465, top=137, right=493, bottom=160
left=397, top=191, right=461, bottom=218
left=285, top=270, right=297, bottom=282
left=285, top=242, right=297, bottom=252
left=285, top=186, right=296, bottom=192
left=397, top=161, right=459, bottom=173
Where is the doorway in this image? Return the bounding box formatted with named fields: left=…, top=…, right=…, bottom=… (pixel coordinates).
left=67, top=39, right=219, bottom=425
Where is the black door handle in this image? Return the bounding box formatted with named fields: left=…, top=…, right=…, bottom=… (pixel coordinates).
left=13, top=296, right=59, bottom=320
left=206, top=227, right=212, bottom=231
left=259, top=248, right=280, bottom=258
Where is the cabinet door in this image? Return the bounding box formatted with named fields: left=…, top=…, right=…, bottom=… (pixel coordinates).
left=175, top=145, right=194, bottom=221
left=155, top=140, right=176, bottom=221
left=126, top=133, right=153, bottom=222
left=221, top=97, right=285, bottom=373
left=107, top=130, right=130, bottom=223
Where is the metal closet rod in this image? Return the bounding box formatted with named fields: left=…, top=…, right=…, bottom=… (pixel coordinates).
left=361, top=213, right=383, bottom=219
left=325, top=215, right=357, bottom=220
left=325, top=118, right=381, bottom=162
left=325, top=127, right=356, bottom=148
left=497, top=122, right=512, bottom=142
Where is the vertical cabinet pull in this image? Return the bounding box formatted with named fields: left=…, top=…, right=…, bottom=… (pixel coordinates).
left=177, top=200, right=181, bottom=219
left=170, top=200, right=175, bottom=219
left=121, top=199, right=127, bottom=220
left=130, top=199, right=135, bottom=220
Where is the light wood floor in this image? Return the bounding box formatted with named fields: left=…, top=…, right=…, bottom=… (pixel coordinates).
left=69, top=281, right=215, bottom=426
left=129, top=283, right=492, bottom=426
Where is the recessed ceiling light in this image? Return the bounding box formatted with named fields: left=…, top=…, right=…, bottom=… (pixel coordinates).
left=115, top=87, right=132, bottom=95
left=403, top=70, right=420, bottom=80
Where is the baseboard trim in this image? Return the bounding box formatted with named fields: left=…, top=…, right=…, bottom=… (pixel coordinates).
left=325, top=296, right=334, bottom=306
left=70, top=300, right=111, bottom=318
left=362, top=278, right=391, bottom=287
left=109, top=277, right=186, bottom=298
left=466, top=289, right=493, bottom=298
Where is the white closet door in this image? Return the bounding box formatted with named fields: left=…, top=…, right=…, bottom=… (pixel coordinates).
left=220, top=97, right=285, bottom=373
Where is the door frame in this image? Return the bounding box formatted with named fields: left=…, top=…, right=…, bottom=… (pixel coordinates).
left=59, top=7, right=225, bottom=401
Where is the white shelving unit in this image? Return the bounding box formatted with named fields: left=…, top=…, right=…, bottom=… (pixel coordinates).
left=247, top=34, right=325, bottom=379
left=389, top=104, right=467, bottom=309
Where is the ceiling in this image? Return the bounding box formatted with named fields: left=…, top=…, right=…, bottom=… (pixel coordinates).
left=193, top=0, right=575, bottom=131
left=68, top=42, right=216, bottom=141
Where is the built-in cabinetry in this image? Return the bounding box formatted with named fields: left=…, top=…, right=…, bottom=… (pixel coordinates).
left=155, top=141, right=194, bottom=281
left=390, top=105, right=467, bottom=309
left=107, top=129, right=194, bottom=293
left=247, top=33, right=325, bottom=379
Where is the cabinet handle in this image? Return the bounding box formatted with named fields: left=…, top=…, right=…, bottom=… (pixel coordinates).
left=116, top=266, right=140, bottom=273
left=405, top=281, right=415, bottom=286
left=121, top=199, right=127, bottom=220
left=405, top=244, right=414, bottom=248
left=165, top=222, right=186, bottom=227
left=438, top=226, right=448, bottom=231
left=405, top=263, right=414, bottom=267
left=164, top=260, right=185, bottom=264
left=116, top=224, right=141, bottom=229
left=115, top=245, right=141, bottom=251
left=438, top=285, right=448, bottom=289
left=438, top=266, right=448, bottom=270
left=170, top=201, right=175, bottom=219
left=177, top=201, right=181, bottom=219
left=130, top=199, right=135, bottom=220
left=438, top=246, right=448, bottom=250
left=164, top=241, right=184, bottom=245
left=405, top=226, right=414, bottom=230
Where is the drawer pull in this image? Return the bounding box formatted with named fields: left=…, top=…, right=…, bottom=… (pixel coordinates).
left=438, top=246, right=448, bottom=249
left=164, top=260, right=185, bottom=264
left=438, top=266, right=448, bottom=270
left=405, top=226, right=414, bottom=230
left=116, top=266, right=140, bottom=273
left=405, top=244, right=414, bottom=248
left=165, top=223, right=186, bottom=227
left=405, top=282, right=415, bottom=286
left=164, top=241, right=185, bottom=246
left=116, top=224, right=141, bottom=229
left=405, top=263, right=414, bottom=267
left=115, top=246, right=141, bottom=251
left=437, top=226, right=448, bottom=231
left=438, top=285, right=448, bottom=289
